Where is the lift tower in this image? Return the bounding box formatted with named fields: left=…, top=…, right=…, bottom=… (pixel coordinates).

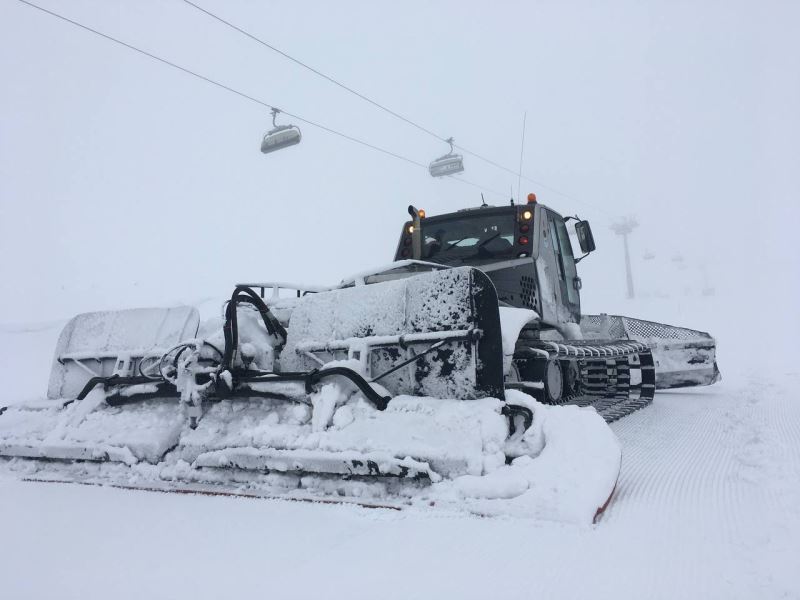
left=611, top=217, right=638, bottom=299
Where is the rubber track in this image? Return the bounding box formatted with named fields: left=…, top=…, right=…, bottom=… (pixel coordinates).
left=513, top=341, right=656, bottom=422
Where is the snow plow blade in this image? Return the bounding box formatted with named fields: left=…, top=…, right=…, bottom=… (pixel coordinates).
left=581, top=314, right=721, bottom=389
left=47, top=306, right=201, bottom=400
left=0, top=267, right=506, bottom=471
left=0, top=266, right=622, bottom=522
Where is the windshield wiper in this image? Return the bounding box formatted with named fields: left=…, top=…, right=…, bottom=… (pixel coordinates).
left=478, top=232, right=501, bottom=247
left=442, top=237, right=469, bottom=253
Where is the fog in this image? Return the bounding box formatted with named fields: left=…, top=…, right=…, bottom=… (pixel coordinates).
left=1, top=0, right=798, bottom=350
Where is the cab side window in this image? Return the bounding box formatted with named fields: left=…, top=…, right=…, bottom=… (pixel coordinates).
left=547, top=211, right=580, bottom=305
left=548, top=218, right=567, bottom=281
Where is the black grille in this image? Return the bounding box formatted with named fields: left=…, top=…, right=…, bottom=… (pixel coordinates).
left=581, top=314, right=713, bottom=341
left=520, top=275, right=537, bottom=310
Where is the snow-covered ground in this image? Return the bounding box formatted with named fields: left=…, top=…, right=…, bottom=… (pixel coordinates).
left=0, top=296, right=798, bottom=599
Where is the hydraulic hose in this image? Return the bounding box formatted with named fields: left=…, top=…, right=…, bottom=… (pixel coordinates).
left=222, top=285, right=288, bottom=370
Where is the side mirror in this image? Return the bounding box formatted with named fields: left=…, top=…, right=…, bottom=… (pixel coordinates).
left=575, top=220, right=596, bottom=254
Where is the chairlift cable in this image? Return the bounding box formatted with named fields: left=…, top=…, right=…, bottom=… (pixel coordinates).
left=454, top=144, right=616, bottom=218
left=13, top=0, right=560, bottom=202
left=180, top=0, right=448, bottom=144
left=452, top=177, right=507, bottom=197
left=17, top=0, right=436, bottom=170
left=15, top=1, right=425, bottom=171
left=178, top=0, right=616, bottom=216
left=18, top=0, right=274, bottom=109
left=283, top=112, right=427, bottom=168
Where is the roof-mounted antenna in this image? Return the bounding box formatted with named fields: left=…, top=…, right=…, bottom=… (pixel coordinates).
left=429, top=137, right=465, bottom=177
left=517, top=112, right=527, bottom=201
left=510, top=185, right=515, bottom=206
left=480, top=193, right=487, bottom=207
left=261, top=107, right=302, bottom=154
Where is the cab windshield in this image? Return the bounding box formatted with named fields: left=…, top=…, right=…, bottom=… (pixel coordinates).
left=421, top=212, right=517, bottom=264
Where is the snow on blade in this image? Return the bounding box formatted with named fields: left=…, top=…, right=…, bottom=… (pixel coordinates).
left=0, top=398, right=185, bottom=464
left=177, top=394, right=509, bottom=481
left=498, top=307, right=539, bottom=373
left=0, top=387, right=620, bottom=525
left=450, top=391, right=621, bottom=523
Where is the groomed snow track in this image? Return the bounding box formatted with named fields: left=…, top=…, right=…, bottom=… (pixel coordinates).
left=2, top=371, right=799, bottom=599
left=0, top=311, right=799, bottom=598
left=596, top=374, right=800, bottom=598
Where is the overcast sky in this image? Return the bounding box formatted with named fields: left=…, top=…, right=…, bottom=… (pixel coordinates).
left=1, top=0, right=798, bottom=332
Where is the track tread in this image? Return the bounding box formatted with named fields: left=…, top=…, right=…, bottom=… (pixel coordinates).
left=513, top=341, right=656, bottom=423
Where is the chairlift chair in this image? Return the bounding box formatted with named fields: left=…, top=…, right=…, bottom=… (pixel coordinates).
left=261, top=108, right=302, bottom=154
left=429, top=137, right=465, bottom=177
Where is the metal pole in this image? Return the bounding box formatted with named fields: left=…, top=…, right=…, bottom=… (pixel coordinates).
left=622, top=232, right=634, bottom=298
left=611, top=217, right=638, bottom=299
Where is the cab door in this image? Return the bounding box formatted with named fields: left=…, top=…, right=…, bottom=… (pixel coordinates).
left=535, top=208, right=581, bottom=325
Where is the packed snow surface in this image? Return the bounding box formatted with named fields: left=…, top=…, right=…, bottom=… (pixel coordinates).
left=1, top=297, right=799, bottom=599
